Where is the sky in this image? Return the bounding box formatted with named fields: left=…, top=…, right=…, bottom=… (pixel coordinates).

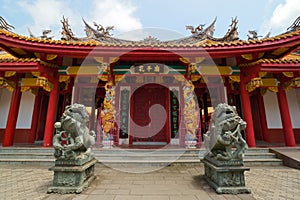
left=0, top=0, right=300, bottom=40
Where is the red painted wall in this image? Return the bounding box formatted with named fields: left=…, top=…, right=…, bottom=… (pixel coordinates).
left=266, top=129, right=300, bottom=143
left=0, top=129, right=31, bottom=143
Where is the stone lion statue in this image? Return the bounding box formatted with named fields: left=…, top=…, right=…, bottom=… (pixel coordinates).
left=53, top=103, right=96, bottom=160
left=204, top=103, right=247, bottom=161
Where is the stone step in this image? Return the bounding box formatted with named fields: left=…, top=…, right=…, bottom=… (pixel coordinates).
left=0, top=147, right=282, bottom=166
left=0, top=147, right=53, bottom=153
left=0, top=158, right=55, bottom=166
left=0, top=152, right=54, bottom=159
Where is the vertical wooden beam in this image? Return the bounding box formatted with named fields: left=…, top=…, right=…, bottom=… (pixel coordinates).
left=43, top=79, right=59, bottom=147
left=28, top=90, right=41, bottom=143
left=277, top=86, right=296, bottom=146
left=3, top=83, right=22, bottom=147
left=257, top=94, right=270, bottom=142
left=239, top=80, right=256, bottom=147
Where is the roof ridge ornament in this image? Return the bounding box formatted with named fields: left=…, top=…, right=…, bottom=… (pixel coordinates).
left=61, top=16, right=79, bottom=41
left=83, top=18, right=114, bottom=39
left=141, top=35, right=160, bottom=44
left=27, top=28, right=53, bottom=40
left=0, top=16, right=14, bottom=32
left=287, top=16, right=300, bottom=32
left=184, top=17, right=239, bottom=42
left=247, top=30, right=262, bottom=40
left=186, top=17, right=216, bottom=37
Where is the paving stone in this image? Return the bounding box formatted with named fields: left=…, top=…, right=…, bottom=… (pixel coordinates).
left=0, top=164, right=300, bottom=199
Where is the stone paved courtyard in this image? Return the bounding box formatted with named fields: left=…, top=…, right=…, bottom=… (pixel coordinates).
left=0, top=164, right=299, bottom=200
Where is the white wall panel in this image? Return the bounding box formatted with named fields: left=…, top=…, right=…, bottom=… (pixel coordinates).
left=263, top=91, right=282, bottom=128
left=0, top=89, right=12, bottom=128
left=286, top=88, right=300, bottom=128
left=16, top=91, right=34, bottom=128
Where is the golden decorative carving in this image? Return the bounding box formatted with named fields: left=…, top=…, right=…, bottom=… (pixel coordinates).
left=258, top=72, right=267, bottom=77
left=115, top=75, right=125, bottom=82
left=99, top=75, right=108, bottom=81
left=261, top=78, right=278, bottom=87
left=94, top=57, right=104, bottom=63
left=46, top=54, right=57, bottom=60
left=241, top=54, right=253, bottom=61
left=34, top=52, right=41, bottom=58
left=0, top=77, right=16, bottom=91
left=272, top=47, right=289, bottom=56
left=282, top=72, right=294, bottom=78
left=4, top=71, right=16, bottom=77
left=179, top=57, right=190, bottom=64
left=6, top=85, right=14, bottom=92
left=109, top=57, right=119, bottom=64
left=268, top=87, right=278, bottom=93
left=246, top=77, right=263, bottom=92
left=195, top=57, right=205, bottom=63
left=229, top=76, right=240, bottom=82
left=32, top=72, right=41, bottom=77
left=101, top=81, right=116, bottom=138
left=36, top=76, right=48, bottom=87
left=0, top=77, right=6, bottom=86
left=59, top=75, right=70, bottom=83
left=21, top=87, right=30, bottom=93
left=191, top=75, right=201, bottom=82
left=283, top=77, right=300, bottom=90
left=183, top=81, right=199, bottom=142
left=174, top=75, right=185, bottom=82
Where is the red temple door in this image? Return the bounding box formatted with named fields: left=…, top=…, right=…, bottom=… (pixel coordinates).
left=130, top=84, right=169, bottom=144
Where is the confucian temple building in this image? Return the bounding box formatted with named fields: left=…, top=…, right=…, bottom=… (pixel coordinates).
left=0, top=16, right=300, bottom=148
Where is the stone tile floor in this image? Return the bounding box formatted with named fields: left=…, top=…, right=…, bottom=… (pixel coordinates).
left=0, top=164, right=299, bottom=200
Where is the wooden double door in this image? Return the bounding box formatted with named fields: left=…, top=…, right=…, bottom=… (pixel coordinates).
left=130, top=84, right=170, bottom=144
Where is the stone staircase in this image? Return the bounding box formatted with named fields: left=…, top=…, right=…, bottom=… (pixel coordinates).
left=0, top=147, right=283, bottom=166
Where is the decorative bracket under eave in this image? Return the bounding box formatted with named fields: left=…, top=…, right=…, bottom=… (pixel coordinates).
left=246, top=77, right=263, bottom=92
left=283, top=77, right=300, bottom=91
left=0, top=77, right=16, bottom=91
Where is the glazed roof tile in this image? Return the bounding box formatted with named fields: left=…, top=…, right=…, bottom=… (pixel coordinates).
left=0, top=57, right=57, bottom=68
left=240, top=58, right=300, bottom=67
left=1, top=29, right=300, bottom=48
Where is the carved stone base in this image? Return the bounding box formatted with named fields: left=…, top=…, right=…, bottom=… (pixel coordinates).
left=201, top=158, right=251, bottom=194
left=47, top=157, right=97, bottom=194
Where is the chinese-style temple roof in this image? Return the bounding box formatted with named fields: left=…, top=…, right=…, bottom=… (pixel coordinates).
left=0, top=16, right=299, bottom=64
left=1, top=25, right=300, bottom=48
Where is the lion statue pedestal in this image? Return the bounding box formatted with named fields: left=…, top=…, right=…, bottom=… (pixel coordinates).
left=47, top=104, right=97, bottom=194
left=201, top=103, right=251, bottom=194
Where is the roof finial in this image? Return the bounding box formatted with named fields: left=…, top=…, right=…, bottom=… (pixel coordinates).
left=287, top=16, right=300, bottom=32
left=0, top=16, right=14, bottom=32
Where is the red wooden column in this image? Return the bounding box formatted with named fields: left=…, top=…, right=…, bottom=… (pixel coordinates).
left=28, top=91, right=41, bottom=143
left=239, top=81, right=256, bottom=147
left=277, top=86, right=296, bottom=146
left=43, top=80, right=59, bottom=147
left=257, top=94, right=270, bottom=142
left=3, top=83, right=22, bottom=147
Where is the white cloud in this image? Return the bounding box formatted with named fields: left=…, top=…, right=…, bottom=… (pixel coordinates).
left=267, top=0, right=300, bottom=33
left=18, top=0, right=81, bottom=38
left=91, top=0, right=142, bottom=33
left=17, top=0, right=142, bottom=39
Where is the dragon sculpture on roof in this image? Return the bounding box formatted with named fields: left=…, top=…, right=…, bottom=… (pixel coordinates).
left=0, top=16, right=14, bottom=31
left=287, top=16, right=300, bottom=32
